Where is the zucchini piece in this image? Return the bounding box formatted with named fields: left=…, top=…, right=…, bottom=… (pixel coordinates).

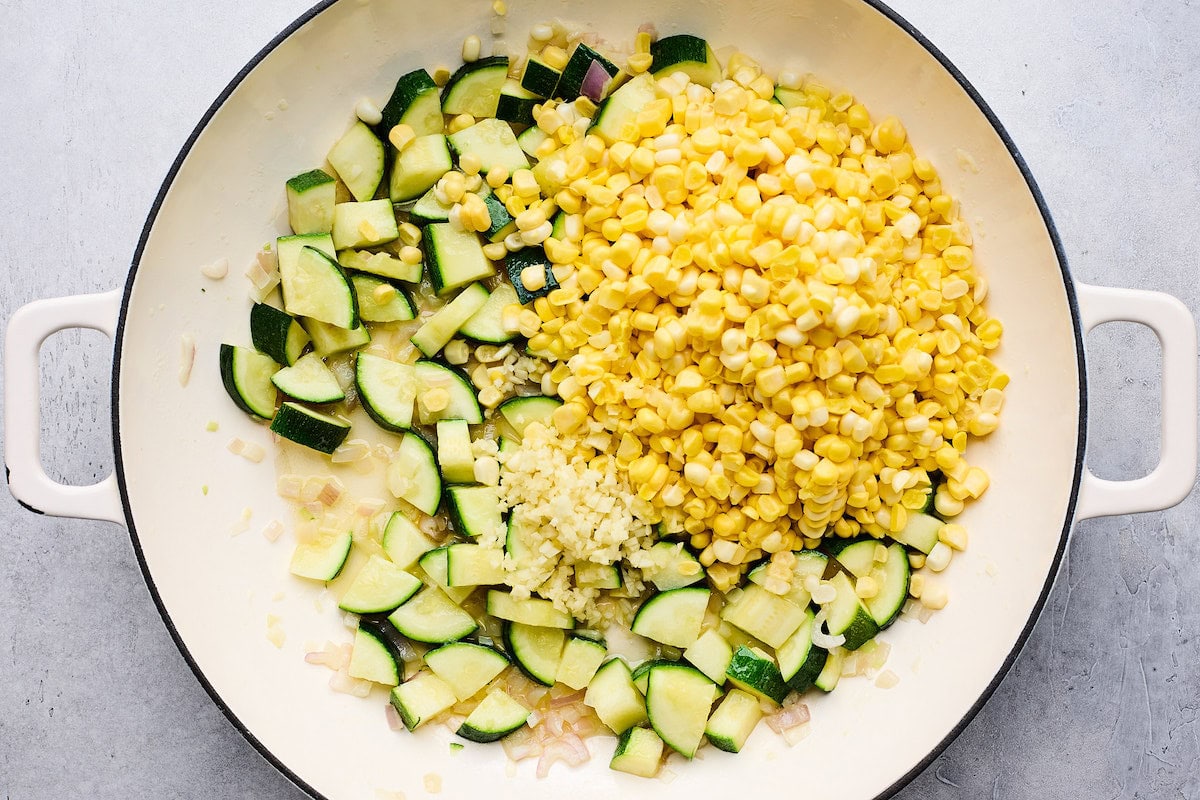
left=705, top=688, right=763, bottom=753
left=445, top=543, right=505, bottom=586
left=389, top=133, right=454, bottom=203
left=719, top=584, right=807, bottom=649
left=276, top=232, right=336, bottom=276
left=218, top=344, right=278, bottom=419
left=279, top=246, right=358, bottom=329
left=338, top=554, right=423, bottom=614
left=456, top=690, right=528, bottom=743
left=725, top=646, right=788, bottom=705
left=270, top=402, right=350, bottom=454
left=481, top=192, right=517, bottom=243
left=776, top=609, right=828, bottom=693
left=380, top=511, right=438, bottom=570
left=457, top=688, right=530, bottom=743
left=390, top=671, right=458, bottom=730
left=270, top=352, right=344, bottom=404
left=417, top=546, right=475, bottom=605
left=520, top=55, right=561, bottom=98
left=285, top=169, right=336, bottom=234
left=516, top=125, right=548, bottom=159
left=504, top=621, right=565, bottom=686
left=441, top=56, right=509, bottom=118
left=327, top=121, right=386, bottom=202
left=386, top=431, right=441, bottom=515
left=424, top=641, right=510, bottom=701
left=591, top=72, right=657, bottom=145
left=339, top=248, right=422, bottom=283
left=458, top=282, right=518, bottom=344
left=415, top=361, right=483, bottom=424
left=610, top=727, right=664, bottom=778
left=355, top=353, right=418, bottom=432
left=486, top=590, right=573, bottom=629
left=894, top=511, right=943, bottom=554
left=289, top=530, right=353, bottom=581
left=378, top=68, right=444, bottom=139
left=435, top=419, right=476, bottom=484
left=387, top=585, right=478, bottom=644
left=575, top=562, right=622, bottom=590
left=556, top=635, right=607, bottom=690
left=503, top=245, right=558, bottom=304
left=331, top=199, right=400, bottom=250
left=823, top=570, right=880, bottom=650
left=682, top=629, right=733, bottom=685
left=555, top=43, right=619, bottom=101
left=866, top=542, right=911, bottom=629
left=504, top=514, right=532, bottom=563
left=347, top=625, right=400, bottom=686
left=813, top=648, right=845, bottom=692
left=250, top=303, right=309, bottom=366
left=408, top=184, right=453, bottom=224
left=641, top=542, right=704, bottom=591
left=350, top=274, right=416, bottom=323
left=410, top=282, right=491, bottom=356
left=495, top=79, right=539, bottom=126
left=445, top=485, right=502, bottom=540
left=550, top=209, right=567, bottom=239
left=448, top=118, right=530, bottom=175
left=584, top=658, right=647, bottom=734
left=649, top=34, right=722, bottom=88
left=301, top=318, right=370, bottom=357
left=630, top=587, right=710, bottom=648
left=773, top=87, right=806, bottom=109
left=496, top=394, right=562, bottom=438
left=645, top=663, right=717, bottom=758
left=425, top=223, right=495, bottom=295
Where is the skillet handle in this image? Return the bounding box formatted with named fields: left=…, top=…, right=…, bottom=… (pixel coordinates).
left=1074, top=283, right=1199, bottom=520
left=4, top=291, right=126, bottom=524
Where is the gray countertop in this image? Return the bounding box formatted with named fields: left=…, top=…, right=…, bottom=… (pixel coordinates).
left=2, top=1, right=1198, bottom=797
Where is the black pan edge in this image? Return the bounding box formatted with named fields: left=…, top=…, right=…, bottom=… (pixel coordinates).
left=109, top=2, right=1088, bottom=799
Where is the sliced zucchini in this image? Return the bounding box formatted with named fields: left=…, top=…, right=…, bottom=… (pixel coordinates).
left=270, top=402, right=350, bottom=454
left=410, top=282, right=491, bottom=357
left=285, top=169, right=336, bottom=235
left=328, top=121, right=386, bottom=202
left=773, top=87, right=806, bottom=109
left=641, top=542, right=704, bottom=591
left=497, top=395, right=562, bottom=438
left=289, top=530, right=353, bottom=581
left=390, top=671, right=458, bottom=731
left=486, top=590, right=573, bottom=629
left=380, top=511, right=438, bottom=570
left=504, top=514, right=533, bottom=563
left=302, top=318, right=371, bottom=357
left=610, top=727, right=664, bottom=778
left=504, top=622, right=565, bottom=686
left=575, top=562, right=622, bottom=590
left=276, top=232, right=336, bottom=277
left=775, top=609, right=827, bottom=693
left=584, top=658, right=647, bottom=734
left=480, top=192, right=517, bottom=243
left=725, top=646, right=788, bottom=705
left=409, top=185, right=453, bottom=224
left=650, top=34, right=722, bottom=88
left=631, top=659, right=668, bottom=696
left=270, top=352, right=344, bottom=404
left=556, top=635, right=607, bottom=690
left=387, top=585, right=478, bottom=644
left=386, top=431, right=441, bottom=515
left=355, top=354, right=418, bottom=432
left=457, top=688, right=530, bottom=743
left=865, top=542, right=911, bottom=629
left=555, top=43, right=619, bottom=101
left=705, top=688, right=762, bottom=753
left=520, top=55, right=561, bottom=98
left=435, top=419, right=476, bottom=484
left=445, top=485, right=502, bottom=540
left=415, top=361, right=483, bottom=424
left=720, top=584, right=807, bottom=649
left=425, top=223, right=495, bottom=295
left=219, top=344, right=278, bottom=419
left=894, top=511, right=943, bottom=554
left=591, top=72, right=657, bottom=145
left=813, top=648, right=845, bottom=692
left=249, top=303, right=310, bottom=366
left=378, top=68, right=444, bottom=139
left=417, top=546, right=475, bottom=605
left=347, top=625, right=400, bottom=686
left=338, top=248, right=422, bottom=283
left=645, top=663, right=717, bottom=758
left=630, top=587, right=710, bottom=648
left=331, top=199, right=400, bottom=250
left=516, top=125, right=548, bottom=159
left=338, top=554, right=423, bottom=614
left=494, top=79, right=539, bottom=126
left=445, top=543, right=505, bottom=586
left=424, top=641, right=510, bottom=701
left=503, top=246, right=558, bottom=304
left=458, top=282, right=519, bottom=344
left=389, top=133, right=454, bottom=203
left=350, top=274, right=416, bottom=323
left=279, top=245, right=358, bottom=329
left=448, top=118, right=530, bottom=176
left=682, top=629, right=733, bottom=685
left=823, top=570, right=880, bottom=650
left=441, top=56, right=509, bottom=118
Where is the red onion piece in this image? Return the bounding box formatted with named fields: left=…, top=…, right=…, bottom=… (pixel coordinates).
left=385, top=703, right=404, bottom=732
left=580, top=60, right=612, bottom=102
left=764, top=700, right=811, bottom=734
left=535, top=734, right=590, bottom=777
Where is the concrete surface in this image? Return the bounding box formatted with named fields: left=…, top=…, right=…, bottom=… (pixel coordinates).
left=1, top=0, right=1198, bottom=797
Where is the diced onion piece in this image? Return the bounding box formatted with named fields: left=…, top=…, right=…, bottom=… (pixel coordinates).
left=178, top=334, right=196, bottom=386
left=261, top=520, right=284, bottom=542
left=580, top=60, right=612, bottom=101
left=200, top=257, right=229, bottom=279
left=875, top=670, right=900, bottom=689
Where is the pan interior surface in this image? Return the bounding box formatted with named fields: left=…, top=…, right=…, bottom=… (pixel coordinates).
left=114, top=1, right=1082, bottom=797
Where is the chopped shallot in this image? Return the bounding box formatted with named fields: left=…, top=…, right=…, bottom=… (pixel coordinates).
left=384, top=703, right=405, bottom=732
left=178, top=334, right=196, bottom=386
left=200, top=257, right=229, bottom=279
left=875, top=670, right=900, bottom=689
left=276, top=474, right=304, bottom=500
left=782, top=722, right=812, bottom=747
left=764, top=699, right=810, bottom=734
left=261, top=520, right=284, bottom=542
left=332, top=439, right=372, bottom=463
left=535, top=734, right=590, bottom=778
